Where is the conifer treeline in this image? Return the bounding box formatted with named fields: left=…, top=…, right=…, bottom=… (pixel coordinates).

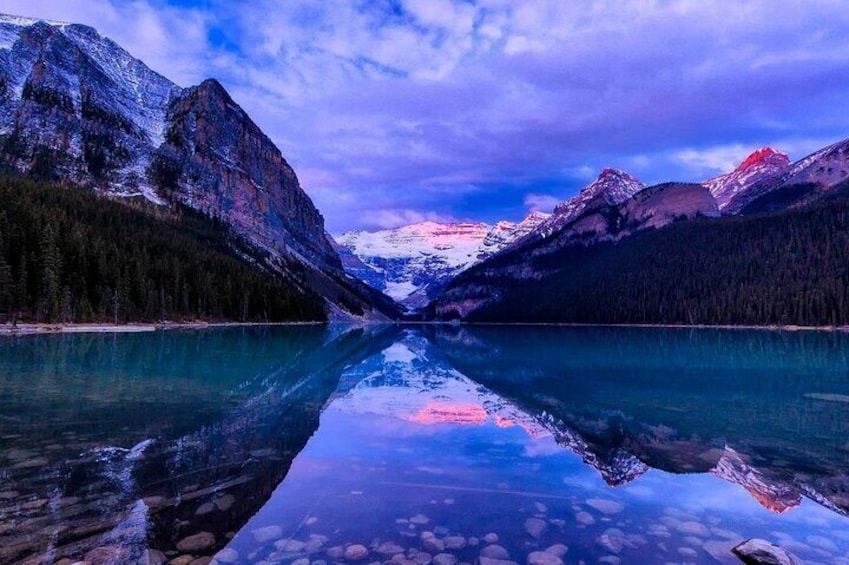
left=446, top=199, right=849, bottom=326
left=0, top=175, right=327, bottom=323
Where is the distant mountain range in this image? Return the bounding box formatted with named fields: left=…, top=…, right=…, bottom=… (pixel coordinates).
left=335, top=212, right=549, bottom=307
left=423, top=139, right=849, bottom=325
left=336, top=139, right=849, bottom=325
left=0, top=13, right=397, bottom=322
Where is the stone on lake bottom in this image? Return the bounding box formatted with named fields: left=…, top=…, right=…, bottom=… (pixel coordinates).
left=732, top=539, right=797, bottom=565
left=195, top=502, right=216, bottom=516
left=480, top=545, right=510, bottom=560
left=585, top=499, right=624, bottom=515
left=444, top=536, right=467, bottom=550
left=326, top=546, right=345, bottom=560
left=432, top=553, right=457, bottom=565
left=423, top=537, right=445, bottom=554
left=169, top=556, right=195, bottom=565
left=483, top=533, right=499, bottom=544
left=524, top=518, right=548, bottom=540
left=575, top=511, right=594, bottom=526
left=345, top=544, right=370, bottom=561
left=676, top=521, right=710, bottom=537
left=253, top=525, right=283, bottom=543
left=176, top=531, right=216, bottom=553
left=213, top=548, right=239, bottom=563
left=411, top=551, right=432, bottom=565
left=377, top=542, right=405, bottom=555
left=479, top=558, right=518, bottom=565
left=678, top=547, right=698, bottom=558
left=291, top=559, right=311, bottom=565
left=84, top=546, right=125, bottom=564
left=468, top=537, right=479, bottom=547
left=410, top=514, right=430, bottom=525
left=216, top=494, right=235, bottom=512
left=544, top=544, right=568, bottom=558
left=140, top=549, right=167, bottom=565
left=596, top=529, right=625, bottom=554
left=527, top=551, right=562, bottom=565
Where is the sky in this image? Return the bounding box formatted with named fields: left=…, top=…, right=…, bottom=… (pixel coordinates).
left=5, top=1, right=849, bottom=233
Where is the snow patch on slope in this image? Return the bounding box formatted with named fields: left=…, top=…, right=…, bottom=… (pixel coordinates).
left=336, top=213, right=550, bottom=303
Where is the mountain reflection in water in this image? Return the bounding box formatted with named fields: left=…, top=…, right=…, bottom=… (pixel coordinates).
left=1, top=326, right=848, bottom=564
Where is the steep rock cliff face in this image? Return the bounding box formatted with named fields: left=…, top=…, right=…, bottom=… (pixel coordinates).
left=0, top=20, right=175, bottom=197
left=152, top=79, right=340, bottom=271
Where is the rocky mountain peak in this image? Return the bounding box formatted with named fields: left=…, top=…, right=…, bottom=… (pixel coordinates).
left=738, top=147, right=790, bottom=171
left=703, top=147, right=791, bottom=210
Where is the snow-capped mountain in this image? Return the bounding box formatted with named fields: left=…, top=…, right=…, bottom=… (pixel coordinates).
left=477, top=210, right=551, bottom=255
left=535, top=168, right=646, bottom=239
left=725, top=137, right=849, bottom=214
left=702, top=147, right=790, bottom=211
left=0, top=14, right=396, bottom=319
left=335, top=212, right=549, bottom=306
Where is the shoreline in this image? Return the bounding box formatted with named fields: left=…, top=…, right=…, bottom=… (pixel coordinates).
left=0, top=321, right=327, bottom=336
left=1, top=320, right=848, bottom=336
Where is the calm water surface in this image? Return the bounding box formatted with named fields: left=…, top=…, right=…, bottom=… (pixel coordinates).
left=1, top=326, right=849, bottom=565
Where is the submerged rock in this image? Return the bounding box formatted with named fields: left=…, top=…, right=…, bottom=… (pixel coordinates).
left=444, top=536, right=467, bottom=550
left=253, top=525, right=283, bottom=543
left=410, top=514, right=430, bottom=525
left=524, top=518, right=548, bottom=540
left=176, top=531, right=216, bottom=553
left=213, top=548, right=239, bottom=563
left=345, top=544, right=370, bottom=561
left=423, top=537, right=444, bottom=553
left=84, top=546, right=126, bottom=564
left=544, top=544, right=568, bottom=558
left=377, top=542, right=405, bottom=556
left=527, top=551, right=562, bottom=565
left=432, top=553, right=457, bottom=565
left=483, top=533, right=499, bottom=544
left=596, top=529, right=625, bottom=554
left=732, top=539, right=797, bottom=565
left=480, top=545, right=510, bottom=560
left=585, top=499, right=624, bottom=515
left=575, top=511, right=595, bottom=526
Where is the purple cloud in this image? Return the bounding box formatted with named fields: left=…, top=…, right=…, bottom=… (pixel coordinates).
left=6, top=0, right=849, bottom=232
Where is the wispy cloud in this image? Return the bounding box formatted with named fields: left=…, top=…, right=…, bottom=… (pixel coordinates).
left=7, top=0, right=849, bottom=231
left=524, top=193, right=561, bottom=213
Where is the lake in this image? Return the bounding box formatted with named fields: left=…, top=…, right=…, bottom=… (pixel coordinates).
left=1, top=325, right=849, bottom=565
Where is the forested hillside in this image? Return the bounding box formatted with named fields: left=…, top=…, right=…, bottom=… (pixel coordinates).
left=427, top=197, right=849, bottom=326
left=0, top=175, right=327, bottom=323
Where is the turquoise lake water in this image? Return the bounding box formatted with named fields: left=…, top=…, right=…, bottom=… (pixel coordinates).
left=1, top=326, right=849, bottom=564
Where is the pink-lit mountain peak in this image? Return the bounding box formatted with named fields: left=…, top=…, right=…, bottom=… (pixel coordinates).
left=704, top=147, right=791, bottom=210
left=737, top=147, right=790, bottom=171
